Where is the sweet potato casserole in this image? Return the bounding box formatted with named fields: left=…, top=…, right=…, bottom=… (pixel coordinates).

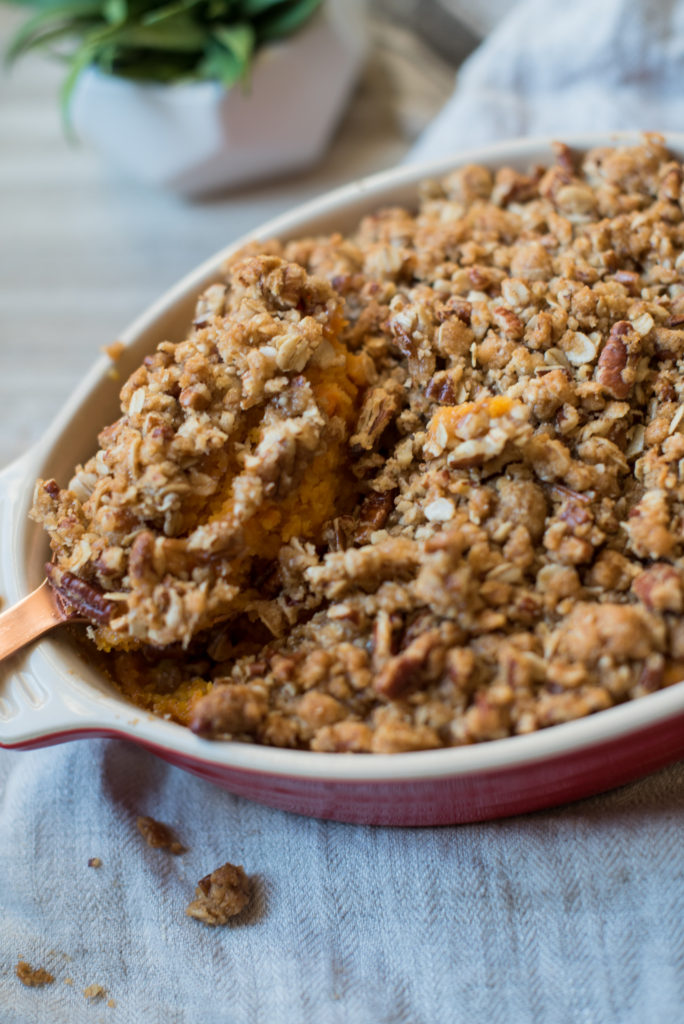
left=32, top=136, right=684, bottom=752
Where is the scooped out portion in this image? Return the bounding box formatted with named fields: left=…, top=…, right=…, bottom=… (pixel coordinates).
left=32, top=255, right=369, bottom=649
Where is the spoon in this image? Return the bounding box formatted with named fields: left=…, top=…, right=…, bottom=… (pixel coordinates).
left=0, top=580, right=84, bottom=661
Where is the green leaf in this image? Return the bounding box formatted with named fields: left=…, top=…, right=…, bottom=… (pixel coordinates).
left=141, top=0, right=205, bottom=26
left=113, top=17, right=209, bottom=51
left=103, top=0, right=127, bottom=24
left=238, top=0, right=291, bottom=15
left=212, top=21, right=253, bottom=66
left=60, top=34, right=101, bottom=130
left=198, top=33, right=246, bottom=87
left=5, top=0, right=104, bottom=63
left=205, top=0, right=236, bottom=18
left=255, top=0, right=321, bottom=42
left=103, top=53, right=199, bottom=79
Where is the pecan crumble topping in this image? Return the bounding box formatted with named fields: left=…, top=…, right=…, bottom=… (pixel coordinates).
left=186, top=862, right=251, bottom=925
left=32, top=136, right=684, bottom=751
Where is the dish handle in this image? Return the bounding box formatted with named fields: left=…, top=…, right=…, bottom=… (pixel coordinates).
left=0, top=453, right=91, bottom=748
left=0, top=451, right=38, bottom=604
left=0, top=654, right=93, bottom=750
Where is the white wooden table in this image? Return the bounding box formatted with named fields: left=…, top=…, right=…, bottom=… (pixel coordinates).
left=0, top=6, right=457, bottom=469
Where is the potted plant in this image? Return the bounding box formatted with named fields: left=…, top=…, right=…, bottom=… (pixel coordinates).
left=6, top=0, right=366, bottom=194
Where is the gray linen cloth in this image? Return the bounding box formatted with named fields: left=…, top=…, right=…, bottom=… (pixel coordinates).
left=3, top=1, right=684, bottom=1021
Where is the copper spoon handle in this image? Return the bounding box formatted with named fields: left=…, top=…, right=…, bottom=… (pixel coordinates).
left=0, top=580, right=81, bottom=661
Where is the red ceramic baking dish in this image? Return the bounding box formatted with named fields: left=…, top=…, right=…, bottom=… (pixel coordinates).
left=3, top=131, right=684, bottom=826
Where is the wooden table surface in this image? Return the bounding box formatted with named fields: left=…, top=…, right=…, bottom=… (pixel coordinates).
left=0, top=5, right=458, bottom=469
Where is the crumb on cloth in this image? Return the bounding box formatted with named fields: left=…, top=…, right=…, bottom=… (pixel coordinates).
left=83, top=983, right=106, bottom=1000
left=88, top=857, right=102, bottom=868
left=136, top=815, right=185, bottom=854
left=15, top=961, right=54, bottom=987
left=186, top=862, right=251, bottom=925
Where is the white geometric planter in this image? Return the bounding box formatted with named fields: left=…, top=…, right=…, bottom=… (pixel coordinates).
left=70, top=0, right=367, bottom=195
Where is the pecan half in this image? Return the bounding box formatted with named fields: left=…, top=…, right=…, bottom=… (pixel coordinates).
left=45, top=563, right=117, bottom=624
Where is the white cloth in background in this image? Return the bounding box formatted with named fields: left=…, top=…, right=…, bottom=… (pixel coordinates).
left=4, top=2, right=684, bottom=1022
left=409, top=0, right=684, bottom=163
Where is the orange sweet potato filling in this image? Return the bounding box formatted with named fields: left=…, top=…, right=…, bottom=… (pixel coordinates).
left=427, top=395, right=514, bottom=443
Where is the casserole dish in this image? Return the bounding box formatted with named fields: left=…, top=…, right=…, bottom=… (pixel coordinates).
left=3, top=131, right=684, bottom=826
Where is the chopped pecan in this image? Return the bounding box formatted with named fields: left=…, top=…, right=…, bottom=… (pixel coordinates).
left=596, top=321, right=635, bottom=399
left=492, top=166, right=544, bottom=205
left=371, top=609, right=400, bottom=669
left=425, top=370, right=461, bottom=405
left=558, top=501, right=591, bottom=529
left=354, top=489, right=397, bottom=544
left=552, top=140, right=577, bottom=175
left=350, top=385, right=403, bottom=453
left=438, top=297, right=472, bottom=324
left=612, top=270, right=641, bottom=296
left=374, top=629, right=444, bottom=698
left=632, top=564, right=682, bottom=612
left=638, top=657, right=665, bottom=693
left=492, top=306, right=524, bottom=340
left=179, top=384, right=211, bottom=410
